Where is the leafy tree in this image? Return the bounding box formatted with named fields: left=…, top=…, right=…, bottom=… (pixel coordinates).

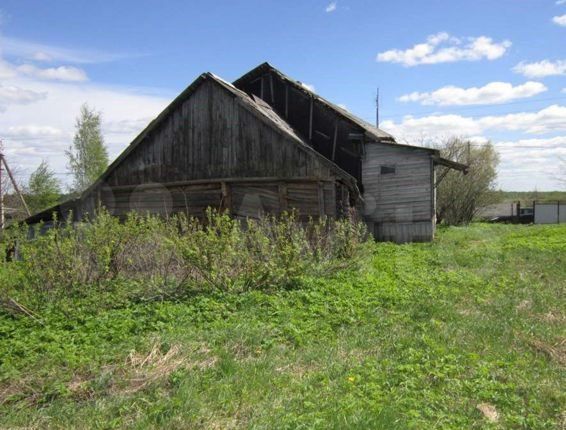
left=436, top=138, right=500, bottom=225
left=66, top=104, right=109, bottom=193
left=27, top=160, right=61, bottom=214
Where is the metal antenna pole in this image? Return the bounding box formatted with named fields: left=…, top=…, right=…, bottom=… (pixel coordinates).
left=375, top=88, right=380, bottom=128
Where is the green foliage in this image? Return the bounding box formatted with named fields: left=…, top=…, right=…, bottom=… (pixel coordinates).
left=66, top=104, right=109, bottom=193
left=437, top=138, right=500, bottom=225
left=0, top=223, right=564, bottom=429
left=25, top=160, right=61, bottom=214
left=2, top=210, right=368, bottom=307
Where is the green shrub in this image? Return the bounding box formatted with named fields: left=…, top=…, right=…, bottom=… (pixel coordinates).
left=0, top=209, right=369, bottom=309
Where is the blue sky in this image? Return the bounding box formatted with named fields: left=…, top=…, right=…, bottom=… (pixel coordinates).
left=0, top=0, right=565, bottom=190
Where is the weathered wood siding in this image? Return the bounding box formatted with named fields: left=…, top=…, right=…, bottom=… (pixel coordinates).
left=362, top=143, right=435, bottom=243
left=103, top=80, right=335, bottom=186
left=78, top=78, right=346, bottom=220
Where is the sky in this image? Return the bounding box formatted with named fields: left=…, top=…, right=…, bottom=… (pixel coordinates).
left=0, top=0, right=565, bottom=191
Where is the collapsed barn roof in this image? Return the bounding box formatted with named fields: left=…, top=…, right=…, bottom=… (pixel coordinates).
left=234, top=62, right=467, bottom=172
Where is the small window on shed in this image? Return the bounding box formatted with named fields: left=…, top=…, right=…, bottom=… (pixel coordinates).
left=380, top=165, right=396, bottom=175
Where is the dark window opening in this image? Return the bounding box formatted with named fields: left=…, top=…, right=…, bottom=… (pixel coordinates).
left=381, top=165, right=396, bottom=175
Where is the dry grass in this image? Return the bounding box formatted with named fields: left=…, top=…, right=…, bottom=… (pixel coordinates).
left=117, top=341, right=217, bottom=395
left=525, top=337, right=566, bottom=367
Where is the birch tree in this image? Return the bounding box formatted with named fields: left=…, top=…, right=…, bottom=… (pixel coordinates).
left=66, top=104, right=109, bottom=193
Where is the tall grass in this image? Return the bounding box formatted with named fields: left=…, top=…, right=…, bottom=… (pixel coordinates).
left=0, top=209, right=369, bottom=310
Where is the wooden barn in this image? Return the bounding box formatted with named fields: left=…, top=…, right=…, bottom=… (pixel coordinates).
left=26, top=63, right=466, bottom=243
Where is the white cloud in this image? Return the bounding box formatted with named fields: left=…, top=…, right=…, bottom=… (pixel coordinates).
left=0, top=32, right=171, bottom=186
left=3, top=125, right=68, bottom=140
left=398, top=81, right=546, bottom=106
left=513, top=59, right=566, bottom=78
left=552, top=14, right=566, bottom=26
left=31, top=51, right=52, bottom=62
left=0, top=58, right=88, bottom=82
left=0, top=84, right=47, bottom=109
left=0, top=77, right=170, bottom=185
left=557, top=0, right=566, bottom=5
left=1, top=36, right=140, bottom=64
left=495, top=136, right=566, bottom=190
left=479, top=105, right=566, bottom=134
left=376, top=32, right=511, bottom=66
left=496, top=136, right=566, bottom=150
left=325, top=2, right=337, bottom=12
left=17, top=64, right=88, bottom=82
left=381, top=104, right=566, bottom=141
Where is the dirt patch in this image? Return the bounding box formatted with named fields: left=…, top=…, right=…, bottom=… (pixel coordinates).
left=516, top=300, right=531, bottom=311
left=477, top=402, right=499, bottom=423
left=540, top=311, right=565, bottom=324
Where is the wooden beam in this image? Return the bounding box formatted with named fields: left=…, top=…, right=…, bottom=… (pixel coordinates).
left=434, top=167, right=450, bottom=188
left=278, top=182, right=288, bottom=214
left=332, top=122, right=338, bottom=161
left=221, top=181, right=231, bottom=214
left=308, top=97, right=313, bottom=141
left=108, top=177, right=336, bottom=192
left=260, top=75, right=264, bottom=99
left=285, top=85, right=289, bottom=118
left=2, top=156, right=30, bottom=217
left=269, top=74, right=275, bottom=103
left=0, top=151, right=3, bottom=229
left=318, top=182, right=325, bottom=217
left=314, top=130, right=330, bottom=140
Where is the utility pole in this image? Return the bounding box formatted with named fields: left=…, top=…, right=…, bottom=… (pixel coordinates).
left=375, top=88, right=380, bottom=128
left=0, top=140, right=3, bottom=230
left=0, top=139, right=31, bottom=229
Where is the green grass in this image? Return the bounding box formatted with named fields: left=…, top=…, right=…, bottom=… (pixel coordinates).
left=1, top=223, right=565, bottom=429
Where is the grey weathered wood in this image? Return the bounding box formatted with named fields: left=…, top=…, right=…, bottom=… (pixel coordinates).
left=285, top=85, right=288, bottom=118
left=278, top=182, right=288, bottom=213
left=361, top=142, right=435, bottom=242
left=270, top=74, right=275, bottom=103
left=332, top=122, right=338, bottom=161
left=308, top=97, right=313, bottom=141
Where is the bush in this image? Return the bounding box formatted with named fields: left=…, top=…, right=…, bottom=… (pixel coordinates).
left=435, top=138, right=500, bottom=225
left=0, top=210, right=370, bottom=310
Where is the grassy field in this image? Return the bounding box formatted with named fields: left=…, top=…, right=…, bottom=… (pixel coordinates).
left=0, top=223, right=564, bottom=429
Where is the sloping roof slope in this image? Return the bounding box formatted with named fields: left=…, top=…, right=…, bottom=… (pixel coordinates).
left=233, top=62, right=396, bottom=139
